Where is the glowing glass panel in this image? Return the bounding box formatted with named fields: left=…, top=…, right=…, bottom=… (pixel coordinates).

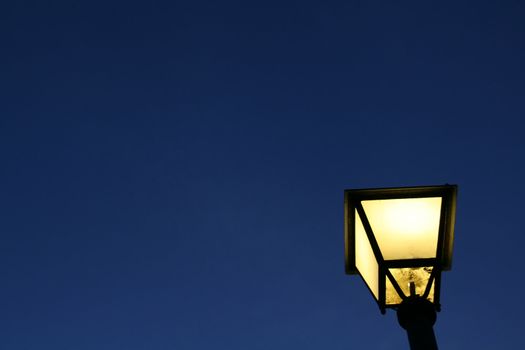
left=355, top=209, right=378, bottom=299
left=362, top=197, right=442, bottom=260
left=386, top=267, right=435, bottom=305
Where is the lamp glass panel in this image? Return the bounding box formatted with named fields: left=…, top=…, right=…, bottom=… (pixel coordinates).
left=355, top=209, right=378, bottom=299
left=385, top=267, right=435, bottom=305
left=361, top=197, right=442, bottom=260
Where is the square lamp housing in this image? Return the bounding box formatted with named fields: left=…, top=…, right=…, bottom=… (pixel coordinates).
left=344, top=185, right=457, bottom=313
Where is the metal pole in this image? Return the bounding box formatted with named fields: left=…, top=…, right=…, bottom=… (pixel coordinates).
left=397, top=296, right=438, bottom=350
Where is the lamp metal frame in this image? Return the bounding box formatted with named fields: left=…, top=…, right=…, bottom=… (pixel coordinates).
left=344, top=185, right=457, bottom=313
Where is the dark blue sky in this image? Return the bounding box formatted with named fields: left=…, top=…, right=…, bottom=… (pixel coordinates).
left=1, top=1, right=524, bottom=349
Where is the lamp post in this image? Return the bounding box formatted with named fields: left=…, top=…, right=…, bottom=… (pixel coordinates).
left=344, top=185, right=457, bottom=350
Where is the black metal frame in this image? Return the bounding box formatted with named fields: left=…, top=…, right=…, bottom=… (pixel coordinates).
left=344, top=185, right=457, bottom=313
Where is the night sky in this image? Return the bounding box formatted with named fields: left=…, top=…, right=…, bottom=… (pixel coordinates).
left=2, top=1, right=525, bottom=349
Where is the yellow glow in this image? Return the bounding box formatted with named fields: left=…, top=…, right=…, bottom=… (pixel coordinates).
left=355, top=209, right=378, bottom=299
left=362, top=197, right=442, bottom=260
left=386, top=267, right=435, bottom=305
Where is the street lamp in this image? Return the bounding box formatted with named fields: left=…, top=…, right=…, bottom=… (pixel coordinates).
left=344, top=185, right=457, bottom=350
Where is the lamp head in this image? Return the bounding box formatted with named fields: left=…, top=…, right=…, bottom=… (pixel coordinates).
left=344, top=185, right=457, bottom=313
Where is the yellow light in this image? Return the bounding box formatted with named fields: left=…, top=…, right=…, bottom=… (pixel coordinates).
left=355, top=209, right=379, bottom=298
left=385, top=267, right=435, bottom=305
left=362, top=197, right=442, bottom=260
